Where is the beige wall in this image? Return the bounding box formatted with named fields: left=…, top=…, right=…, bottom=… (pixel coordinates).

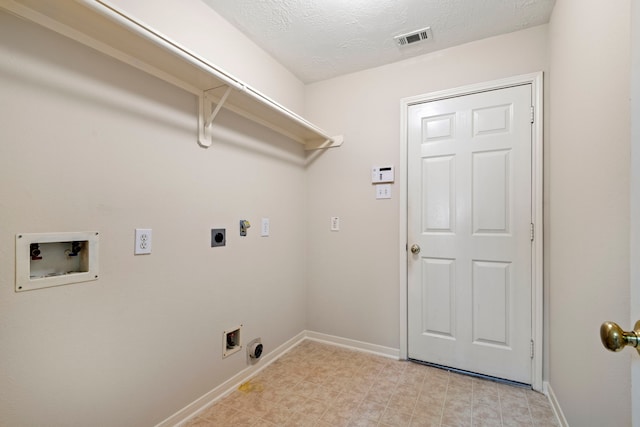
left=0, top=9, right=308, bottom=426
left=2, top=0, right=636, bottom=425
left=548, top=0, right=631, bottom=426
left=304, top=25, right=549, bottom=351
left=109, top=0, right=305, bottom=112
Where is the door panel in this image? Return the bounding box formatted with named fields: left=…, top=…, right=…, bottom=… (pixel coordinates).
left=472, top=150, right=510, bottom=234
left=422, top=257, right=455, bottom=338
left=423, top=156, right=455, bottom=233
left=408, top=84, right=532, bottom=383
left=472, top=260, right=510, bottom=346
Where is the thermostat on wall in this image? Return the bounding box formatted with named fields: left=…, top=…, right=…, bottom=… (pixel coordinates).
left=372, top=165, right=394, bottom=183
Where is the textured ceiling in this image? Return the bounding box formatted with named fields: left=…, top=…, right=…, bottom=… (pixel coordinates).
left=201, top=0, right=556, bottom=83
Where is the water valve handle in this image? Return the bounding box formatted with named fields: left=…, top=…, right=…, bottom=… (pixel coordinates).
left=240, top=220, right=251, bottom=236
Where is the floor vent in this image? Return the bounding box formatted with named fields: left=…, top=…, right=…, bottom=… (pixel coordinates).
left=394, top=27, right=433, bottom=47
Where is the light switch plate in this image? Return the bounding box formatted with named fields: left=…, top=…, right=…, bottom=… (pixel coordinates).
left=375, top=184, right=392, bottom=199
left=135, top=229, right=152, bottom=255
left=330, top=217, right=340, bottom=231
left=261, top=218, right=270, bottom=237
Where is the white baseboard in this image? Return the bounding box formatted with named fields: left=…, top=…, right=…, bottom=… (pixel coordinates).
left=545, top=382, right=569, bottom=427
left=304, top=330, right=400, bottom=360
left=159, top=331, right=569, bottom=427
left=155, top=330, right=306, bottom=427
left=155, top=331, right=400, bottom=427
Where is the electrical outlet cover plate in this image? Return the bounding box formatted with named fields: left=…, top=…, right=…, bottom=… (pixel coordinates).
left=134, top=229, right=152, bottom=255
left=211, top=229, right=226, bottom=247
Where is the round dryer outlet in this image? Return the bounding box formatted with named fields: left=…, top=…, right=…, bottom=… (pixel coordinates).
left=247, top=338, right=263, bottom=362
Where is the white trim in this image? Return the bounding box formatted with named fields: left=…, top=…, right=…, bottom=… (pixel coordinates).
left=304, top=331, right=401, bottom=360
left=531, top=72, right=545, bottom=392
left=546, top=382, right=570, bottom=427
left=155, top=331, right=306, bottom=427
left=156, top=331, right=401, bottom=426
left=399, top=101, right=409, bottom=360
left=630, top=3, right=640, bottom=427
left=399, top=72, right=544, bottom=391
left=402, top=73, right=542, bottom=106
left=0, top=0, right=338, bottom=150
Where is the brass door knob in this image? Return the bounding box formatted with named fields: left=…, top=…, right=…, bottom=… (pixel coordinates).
left=600, top=320, right=640, bottom=355
left=410, top=244, right=421, bottom=254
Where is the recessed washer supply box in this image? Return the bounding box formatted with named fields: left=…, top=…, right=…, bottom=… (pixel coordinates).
left=15, top=231, right=99, bottom=292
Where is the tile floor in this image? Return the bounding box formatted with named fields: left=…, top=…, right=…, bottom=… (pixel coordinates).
left=184, top=340, right=558, bottom=427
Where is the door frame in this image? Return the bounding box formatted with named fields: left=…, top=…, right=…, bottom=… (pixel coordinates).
left=399, top=72, right=544, bottom=391
left=631, top=3, right=639, bottom=424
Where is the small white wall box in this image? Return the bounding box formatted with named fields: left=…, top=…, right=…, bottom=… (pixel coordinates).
left=15, top=232, right=99, bottom=292
left=222, top=324, right=242, bottom=358
left=372, top=165, right=395, bottom=183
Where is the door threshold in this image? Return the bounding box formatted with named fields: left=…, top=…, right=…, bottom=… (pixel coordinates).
left=408, top=358, right=531, bottom=389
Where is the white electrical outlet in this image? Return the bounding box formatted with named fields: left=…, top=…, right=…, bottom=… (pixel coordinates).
left=135, top=229, right=152, bottom=255
left=261, top=218, right=270, bottom=237
left=330, top=216, right=340, bottom=231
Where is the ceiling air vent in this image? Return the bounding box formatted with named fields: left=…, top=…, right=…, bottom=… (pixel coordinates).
left=394, top=27, right=433, bottom=47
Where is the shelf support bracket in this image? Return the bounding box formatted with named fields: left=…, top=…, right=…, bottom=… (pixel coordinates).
left=205, top=85, right=233, bottom=127
left=198, top=85, right=233, bottom=148
left=305, top=135, right=344, bottom=150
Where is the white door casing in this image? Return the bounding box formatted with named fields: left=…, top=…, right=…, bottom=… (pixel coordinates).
left=400, top=73, right=543, bottom=390
left=631, top=3, right=639, bottom=425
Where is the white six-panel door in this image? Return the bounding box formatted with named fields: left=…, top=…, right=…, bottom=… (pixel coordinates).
left=407, top=84, right=533, bottom=383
